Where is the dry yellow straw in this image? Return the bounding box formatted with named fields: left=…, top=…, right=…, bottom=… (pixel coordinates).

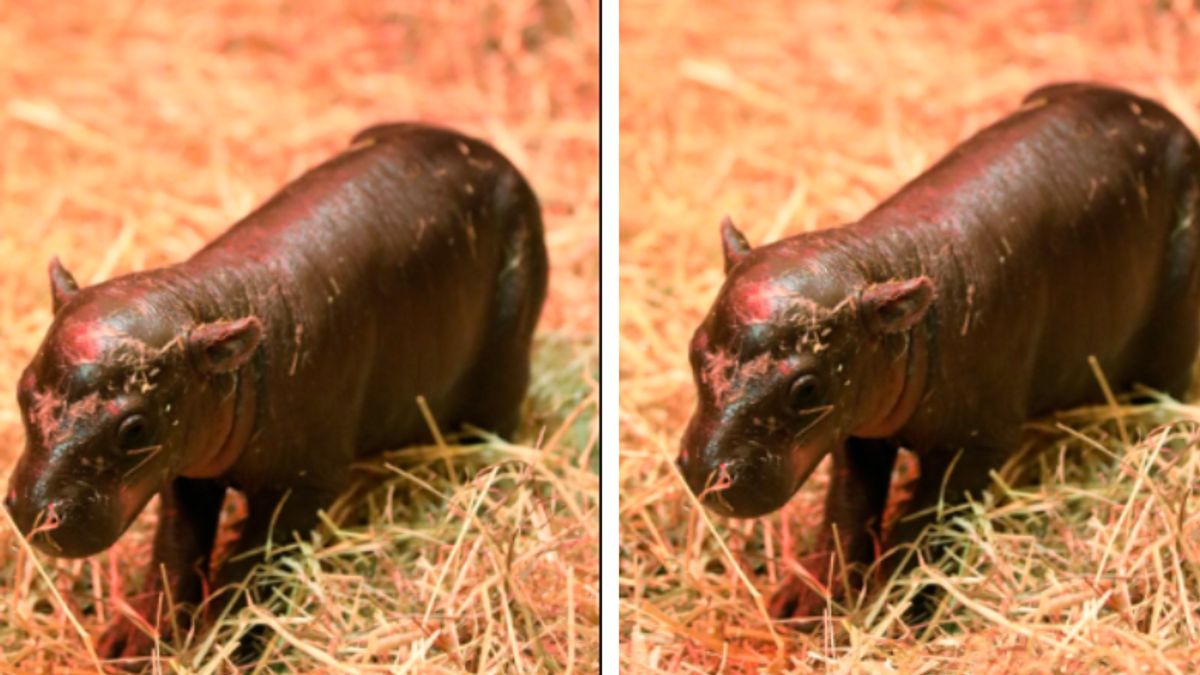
left=0, top=507, right=103, bottom=670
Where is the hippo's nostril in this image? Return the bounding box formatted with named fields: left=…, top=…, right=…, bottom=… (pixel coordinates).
left=32, top=500, right=64, bottom=531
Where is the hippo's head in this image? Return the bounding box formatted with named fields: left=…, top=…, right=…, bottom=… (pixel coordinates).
left=4, top=259, right=261, bottom=558
left=678, top=218, right=933, bottom=518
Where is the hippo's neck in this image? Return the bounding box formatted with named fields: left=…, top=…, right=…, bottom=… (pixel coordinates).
left=811, top=225, right=931, bottom=437
left=81, top=268, right=266, bottom=478
left=855, top=317, right=931, bottom=438
left=180, top=362, right=258, bottom=479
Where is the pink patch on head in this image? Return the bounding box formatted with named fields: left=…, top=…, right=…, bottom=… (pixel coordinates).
left=30, top=390, right=65, bottom=444
left=57, top=321, right=121, bottom=364
left=703, top=350, right=736, bottom=405
left=69, top=392, right=103, bottom=418
left=739, top=352, right=773, bottom=381
left=731, top=281, right=786, bottom=324
left=29, top=390, right=104, bottom=446
left=703, top=350, right=778, bottom=408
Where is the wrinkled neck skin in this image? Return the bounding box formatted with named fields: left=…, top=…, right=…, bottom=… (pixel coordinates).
left=180, top=364, right=257, bottom=478
left=117, top=264, right=265, bottom=479
left=168, top=262, right=266, bottom=479
left=795, top=225, right=935, bottom=439
left=853, top=319, right=930, bottom=438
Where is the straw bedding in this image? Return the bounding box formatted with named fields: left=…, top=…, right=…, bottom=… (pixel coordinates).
left=0, top=0, right=597, bottom=671
left=620, top=1, right=1200, bottom=672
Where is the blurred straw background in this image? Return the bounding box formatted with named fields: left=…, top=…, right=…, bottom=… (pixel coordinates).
left=0, top=0, right=597, bottom=671
left=620, top=1, right=1200, bottom=672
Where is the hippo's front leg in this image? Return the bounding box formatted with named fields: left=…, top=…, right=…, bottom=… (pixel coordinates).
left=770, top=437, right=897, bottom=620
left=879, top=436, right=1015, bottom=621
left=204, top=483, right=340, bottom=660
left=885, top=438, right=1014, bottom=558
left=97, top=477, right=225, bottom=660
left=213, top=483, right=342, bottom=602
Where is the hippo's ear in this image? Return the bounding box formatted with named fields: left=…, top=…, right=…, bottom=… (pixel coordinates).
left=49, top=256, right=80, bottom=313
left=720, top=215, right=752, bottom=273
left=188, top=317, right=263, bottom=374
left=859, top=277, right=934, bottom=335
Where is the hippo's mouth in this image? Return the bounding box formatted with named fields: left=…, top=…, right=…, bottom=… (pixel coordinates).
left=691, top=441, right=834, bottom=519
left=4, top=468, right=160, bottom=559
left=8, top=498, right=116, bottom=558
left=694, top=460, right=739, bottom=516
left=787, top=443, right=829, bottom=495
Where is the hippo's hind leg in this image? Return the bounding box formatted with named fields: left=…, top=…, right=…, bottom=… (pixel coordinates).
left=456, top=193, right=548, bottom=438
left=1136, top=183, right=1200, bottom=399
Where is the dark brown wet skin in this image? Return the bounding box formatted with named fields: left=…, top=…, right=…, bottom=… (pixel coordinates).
left=679, top=82, right=1200, bottom=619
left=4, top=123, right=548, bottom=657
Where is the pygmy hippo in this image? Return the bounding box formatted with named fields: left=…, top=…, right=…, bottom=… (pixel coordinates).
left=678, top=83, right=1200, bottom=619
left=4, top=123, right=548, bottom=657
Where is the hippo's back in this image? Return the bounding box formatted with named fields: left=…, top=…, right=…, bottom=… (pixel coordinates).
left=859, top=84, right=1200, bottom=431
left=185, top=124, right=543, bottom=461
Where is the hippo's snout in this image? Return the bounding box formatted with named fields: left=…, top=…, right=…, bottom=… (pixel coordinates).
left=5, top=471, right=122, bottom=558
left=678, top=405, right=839, bottom=519
left=677, top=417, right=800, bottom=518
left=677, top=450, right=797, bottom=519
left=10, top=497, right=120, bottom=558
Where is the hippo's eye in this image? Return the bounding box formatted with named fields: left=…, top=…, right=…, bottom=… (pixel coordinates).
left=787, top=374, right=823, bottom=412
left=116, top=414, right=155, bottom=451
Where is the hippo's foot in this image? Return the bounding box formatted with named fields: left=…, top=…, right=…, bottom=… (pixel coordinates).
left=96, top=609, right=164, bottom=667
left=768, top=574, right=832, bottom=623
left=767, top=551, right=843, bottom=623
left=96, top=591, right=195, bottom=667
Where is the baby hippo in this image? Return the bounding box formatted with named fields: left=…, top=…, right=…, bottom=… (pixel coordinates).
left=678, top=83, right=1200, bottom=619
left=5, top=123, right=547, bottom=658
